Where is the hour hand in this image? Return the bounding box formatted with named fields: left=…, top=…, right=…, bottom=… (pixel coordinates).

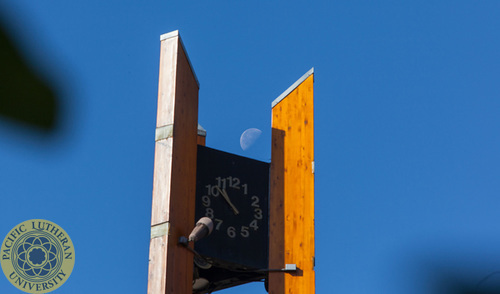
left=216, top=186, right=239, bottom=215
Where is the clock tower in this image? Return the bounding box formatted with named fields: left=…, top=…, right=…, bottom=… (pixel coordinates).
left=147, top=30, right=315, bottom=294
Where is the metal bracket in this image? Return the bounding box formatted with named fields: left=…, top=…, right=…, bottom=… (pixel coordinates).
left=150, top=222, right=170, bottom=239
left=264, top=264, right=298, bottom=273
left=284, top=264, right=297, bottom=271
left=155, top=124, right=174, bottom=141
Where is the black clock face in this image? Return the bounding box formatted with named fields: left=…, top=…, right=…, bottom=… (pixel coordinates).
left=201, top=175, right=264, bottom=238
left=194, top=145, right=269, bottom=269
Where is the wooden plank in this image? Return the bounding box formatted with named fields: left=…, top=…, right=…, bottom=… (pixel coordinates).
left=148, top=235, right=168, bottom=294
left=269, top=70, right=315, bottom=294
left=197, top=135, right=206, bottom=146
left=197, top=124, right=206, bottom=146
left=148, top=31, right=199, bottom=294
left=269, top=128, right=286, bottom=292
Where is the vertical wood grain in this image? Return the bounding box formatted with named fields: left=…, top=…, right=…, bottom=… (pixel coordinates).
left=197, top=135, right=206, bottom=146
left=148, top=32, right=199, bottom=294
left=269, top=73, right=315, bottom=294
left=269, top=128, right=285, bottom=292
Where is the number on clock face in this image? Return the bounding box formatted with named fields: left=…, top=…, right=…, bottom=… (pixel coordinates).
left=201, top=176, right=263, bottom=238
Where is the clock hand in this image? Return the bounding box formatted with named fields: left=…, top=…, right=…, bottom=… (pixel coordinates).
left=216, top=186, right=240, bottom=215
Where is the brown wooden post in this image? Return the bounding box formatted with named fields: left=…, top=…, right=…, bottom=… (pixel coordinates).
left=147, top=30, right=199, bottom=294
left=269, top=68, right=315, bottom=294
left=197, top=124, right=206, bottom=146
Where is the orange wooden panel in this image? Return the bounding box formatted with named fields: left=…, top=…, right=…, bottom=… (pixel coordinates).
left=269, top=70, right=315, bottom=294
left=148, top=31, right=199, bottom=294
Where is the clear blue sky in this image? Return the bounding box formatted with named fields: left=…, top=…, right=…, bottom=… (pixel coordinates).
left=1, top=1, right=500, bottom=293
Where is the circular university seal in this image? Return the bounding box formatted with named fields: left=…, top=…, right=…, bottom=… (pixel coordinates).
left=1, top=219, right=75, bottom=293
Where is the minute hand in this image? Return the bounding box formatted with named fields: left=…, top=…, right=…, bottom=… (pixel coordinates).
left=216, top=186, right=240, bottom=215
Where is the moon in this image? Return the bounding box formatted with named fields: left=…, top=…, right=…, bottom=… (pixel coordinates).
left=240, top=128, right=262, bottom=151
